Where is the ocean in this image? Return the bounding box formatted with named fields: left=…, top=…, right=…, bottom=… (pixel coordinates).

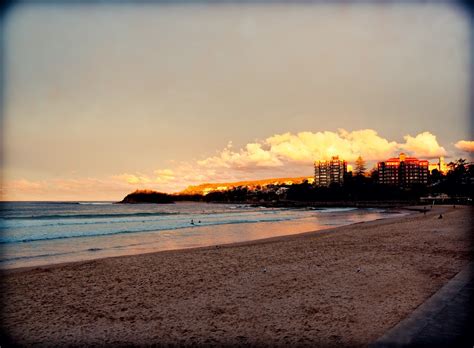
left=0, top=202, right=404, bottom=269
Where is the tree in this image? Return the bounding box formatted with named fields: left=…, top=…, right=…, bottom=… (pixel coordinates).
left=429, top=168, right=443, bottom=185
left=370, top=168, right=379, bottom=182
left=447, top=159, right=467, bottom=181
left=354, top=156, right=367, bottom=177
left=441, top=158, right=473, bottom=197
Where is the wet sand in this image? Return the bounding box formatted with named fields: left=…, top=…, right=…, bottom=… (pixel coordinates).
left=1, top=206, right=472, bottom=346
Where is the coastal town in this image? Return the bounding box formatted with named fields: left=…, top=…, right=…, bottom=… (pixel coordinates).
left=181, top=154, right=451, bottom=194
left=142, top=153, right=472, bottom=206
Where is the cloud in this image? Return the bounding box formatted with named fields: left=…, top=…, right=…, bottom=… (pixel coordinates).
left=113, top=173, right=152, bottom=185
left=113, top=169, right=176, bottom=186
left=266, top=129, right=400, bottom=163
left=196, top=129, right=446, bottom=172
left=400, top=132, right=447, bottom=158
left=1, top=177, right=129, bottom=201
left=455, top=140, right=474, bottom=153
left=5, top=179, right=45, bottom=191
left=154, top=169, right=175, bottom=180
left=2, top=129, right=452, bottom=200
left=197, top=142, right=282, bottom=169
left=143, top=129, right=448, bottom=192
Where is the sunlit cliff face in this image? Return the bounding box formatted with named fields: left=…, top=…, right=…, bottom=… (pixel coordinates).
left=180, top=177, right=313, bottom=196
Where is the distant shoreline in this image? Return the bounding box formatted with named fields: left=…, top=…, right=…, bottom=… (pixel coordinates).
left=250, top=200, right=422, bottom=208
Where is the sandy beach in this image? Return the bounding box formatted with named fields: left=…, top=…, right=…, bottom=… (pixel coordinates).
left=1, top=205, right=472, bottom=346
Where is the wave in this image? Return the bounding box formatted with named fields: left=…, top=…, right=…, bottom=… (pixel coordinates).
left=0, top=214, right=187, bottom=229
left=0, top=250, right=77, bottom=263
left=0, top=216, right=296, bottom=245
left=0, top=208, right=286, bottom=227
left=0, top=247, right=103, bottom=263
left=318, top=207, right=358, bottom=213
left=1, top=211, right=181, bottom=221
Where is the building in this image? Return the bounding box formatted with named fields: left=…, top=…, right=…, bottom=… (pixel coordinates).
left=377, top=153, right=429, bottom=186
left=314, top=156, right=347, bottom=187
left=428, top=156, right=448, bottom=174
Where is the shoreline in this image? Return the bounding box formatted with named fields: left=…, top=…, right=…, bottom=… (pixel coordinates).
left=2, top=207, right=414, bottom=274
left=1, top=205, right=471, bottom=346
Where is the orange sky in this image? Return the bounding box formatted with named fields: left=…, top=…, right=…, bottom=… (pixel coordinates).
left=1, top=2, right=473, bottom=201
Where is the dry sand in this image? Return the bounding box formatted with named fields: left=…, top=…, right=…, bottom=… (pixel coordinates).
left=1, top=206, right=472, bottom=347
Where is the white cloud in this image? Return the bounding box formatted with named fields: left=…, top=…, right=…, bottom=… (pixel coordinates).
left=198, top=142, right=282, bottom=169
left=2, top=129, right=453, bottom=200
left=266, top=129, right=400, bottom=163
left=196, top=129, right=445, bottom=171
left=400, top=132, right=447, bottom=158
left=113, top=169, right=176, bottom=186
left=93, top=129, right=454, bottom=194
left=455, top=140, right=474, bottom=153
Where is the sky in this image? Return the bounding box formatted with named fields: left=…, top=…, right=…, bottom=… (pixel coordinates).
left=1, top=1, right=473, bottom=201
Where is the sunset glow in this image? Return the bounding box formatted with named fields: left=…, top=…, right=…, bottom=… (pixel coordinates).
left=1, top=2, right=472, bottom=201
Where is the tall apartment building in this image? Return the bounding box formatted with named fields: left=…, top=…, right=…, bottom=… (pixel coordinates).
left=314, top=156, right=347, bottom=187
left=377, top=153, right=429, bottom=186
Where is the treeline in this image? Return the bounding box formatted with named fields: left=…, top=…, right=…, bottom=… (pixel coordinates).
left=119, top=159, right=473, bottom=204
left=199, top=158, right=474, bottom=203
left=202, top=187, right=279, bottom=203
left=429, top=159, right=473, bottom=197
left=119, top=190, right=175, bottom=204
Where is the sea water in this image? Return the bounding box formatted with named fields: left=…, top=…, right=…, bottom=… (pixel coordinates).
left=0, top=202, right=404, bottom=269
